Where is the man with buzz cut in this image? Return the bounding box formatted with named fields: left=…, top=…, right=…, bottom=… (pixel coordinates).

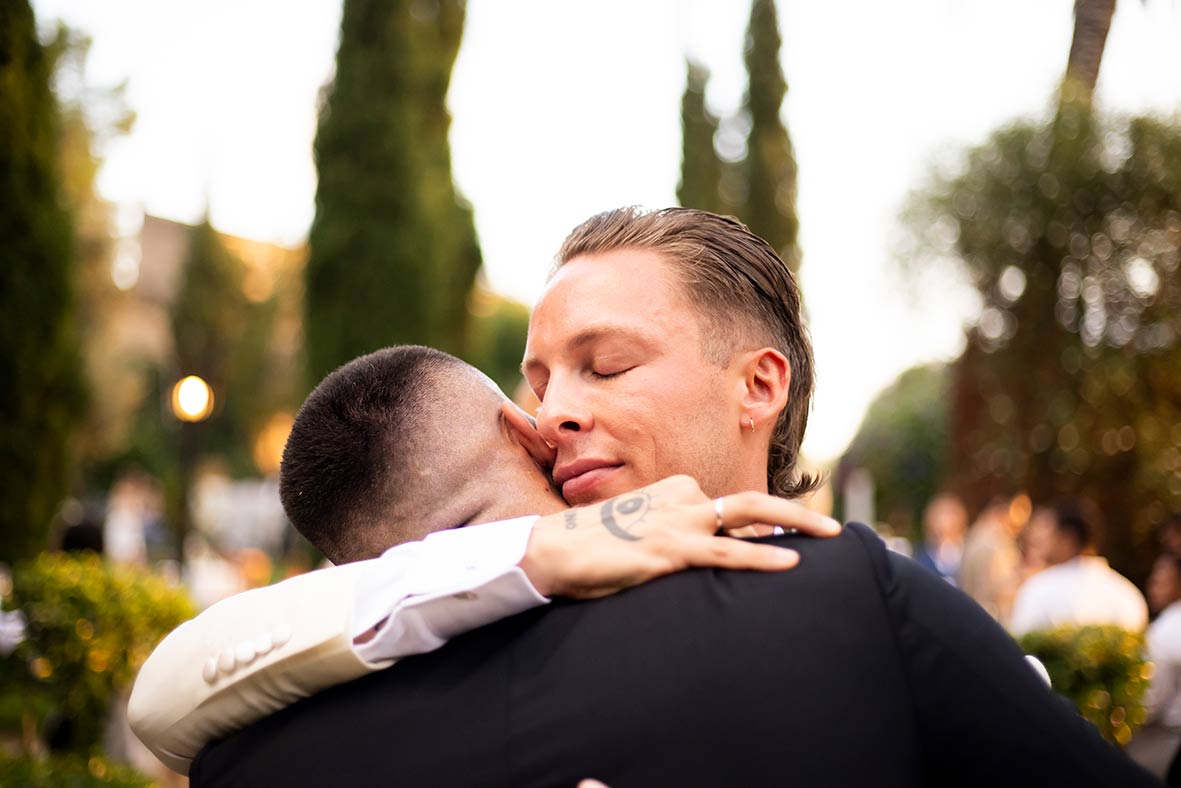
left=135, top=207, right=1158, bottom=787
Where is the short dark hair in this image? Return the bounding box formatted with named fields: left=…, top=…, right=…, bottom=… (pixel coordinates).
left=555, top=206, right=817, bottom=498
left=1048, top=498, right=1098, bottom=550
left=279, top=346, right=463, bottom=563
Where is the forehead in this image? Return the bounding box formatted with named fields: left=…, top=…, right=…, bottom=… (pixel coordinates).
left=527, top=248, right=701, bottom=352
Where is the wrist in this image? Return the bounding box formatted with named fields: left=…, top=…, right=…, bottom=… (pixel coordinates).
left=517, top=515, right=562, bottom=598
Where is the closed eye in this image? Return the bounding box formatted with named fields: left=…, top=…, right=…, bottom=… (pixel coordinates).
left=590, top=367, right=633, bottom=380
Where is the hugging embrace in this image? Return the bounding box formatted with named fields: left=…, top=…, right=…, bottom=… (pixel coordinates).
left=130, top=207, right=1158, bottom=787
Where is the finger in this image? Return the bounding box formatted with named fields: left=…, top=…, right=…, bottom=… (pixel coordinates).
left=678, top=535, right=799, bottom=571
left=714, top=493, right=841, bottom=536
left=501, top=401, right=556, bottom=468
left=578, top=781, right=611, bottom=788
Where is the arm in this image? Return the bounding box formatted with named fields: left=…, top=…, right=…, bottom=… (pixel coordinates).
left=851, top=525, right=1159, bottom=787
left=131, top=478, right=838, bottom=773
left=129, top=517, right=544, bottom=775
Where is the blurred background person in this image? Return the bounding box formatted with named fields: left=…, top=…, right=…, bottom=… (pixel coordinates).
left=1018, top=506, right=1056, bottom=583
left=959, top=495, right=1026, bottom=626
left=102, top=469, right=157, bottom=565
left=1160, top=516, right=1181, bottom=560
left=59, top=508, right=105, bottom=555
left=913, top=493, right=967, bottom=585
left=1126, top=552, right=1181, bottom=783
left=1009, top=500, right=1147, bottom=637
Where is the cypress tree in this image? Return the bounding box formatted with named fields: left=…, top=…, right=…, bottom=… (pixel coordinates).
left=306, top=0, right=479, bottom=387
left=171, top=219, right=248, bottom=432
left=740, top=0, right=801, bottom=273
left=0, top=1, right=85, bottom=561
left=677, top=59, right=726, bottom=215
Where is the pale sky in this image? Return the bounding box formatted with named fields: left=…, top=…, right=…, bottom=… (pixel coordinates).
left=32, top=0, right=1181, bottom=462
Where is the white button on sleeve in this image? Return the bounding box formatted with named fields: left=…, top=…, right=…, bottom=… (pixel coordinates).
left=235, top=641, right=256, bottom=666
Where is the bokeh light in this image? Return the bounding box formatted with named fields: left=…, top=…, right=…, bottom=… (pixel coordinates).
left=171, top=375, right=214, bottom=422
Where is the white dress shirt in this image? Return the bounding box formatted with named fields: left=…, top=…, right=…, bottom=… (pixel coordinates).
left=1009, top=555, right=1148, bottom=636
left=351, top=515, right=549, bottom=663
left=1146, top=601, right=1181, bottom=728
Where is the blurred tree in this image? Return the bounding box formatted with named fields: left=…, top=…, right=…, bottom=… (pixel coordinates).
left=903, top=115, right=1181, bottom=579
left=677, top=59, right=726, bottom=215
left=171, top=219, right=248, bottom=430
left=306, top=0, right=480, bottom=388
left=901, top=0, right=1171, bottom=580
left=45, top=25, right=137, bottom=482
left=739, top=0, right=801, bottom=274
left=0, top=1, right=86, bottom=561
left=676, top=0, right=802, bottom=285
left=1062, top=0, right=1117, bottom=107
left=161, top=219, right=294, bottom=555
left=465, top=282, right=530, bottom=395
left=839, top=363, right=951, bottom=538
left=171, top=220, right=285, bottom=473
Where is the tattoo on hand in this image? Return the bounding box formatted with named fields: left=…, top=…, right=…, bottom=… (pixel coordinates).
left=598, top=493, right=652, bottom=542
left=564, top=510, right=577, bottom=530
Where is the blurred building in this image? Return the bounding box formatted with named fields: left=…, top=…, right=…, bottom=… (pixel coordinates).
left=111, top=212, right=305, bottom=369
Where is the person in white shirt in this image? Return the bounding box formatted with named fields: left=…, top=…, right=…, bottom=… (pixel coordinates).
left=1009, top=500, right=1148, bottom=637
left=1127, top=552, right=1181, bottom=782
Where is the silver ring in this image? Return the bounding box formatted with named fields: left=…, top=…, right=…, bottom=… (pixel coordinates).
left=714, top=497, right=725, bottom=530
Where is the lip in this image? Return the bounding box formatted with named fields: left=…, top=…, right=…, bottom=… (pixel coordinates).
left=554, top=458, right=623, bottom=501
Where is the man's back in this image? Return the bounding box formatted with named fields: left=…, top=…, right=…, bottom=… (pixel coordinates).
left=193, top=525, right=1156, bottom=788
left=1010, top=555, right=1149, bottom=636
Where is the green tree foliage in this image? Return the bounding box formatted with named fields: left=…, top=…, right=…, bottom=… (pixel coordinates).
left=465, top=285, right=530, bottom=395
left=903, top=112, right=1181, bottom=577
left=677, top=60, right=725, bottom=215
left=840, top=363, right=950, bottom=536
left=306, top=0, right=480, bottom=387
left=0, top=1, right=85, bottom=562
left=739, top=0, right=801, bottom=273
left=47, top=25, right=136, bottom=479
left=676, top=0, right=802, bottom=278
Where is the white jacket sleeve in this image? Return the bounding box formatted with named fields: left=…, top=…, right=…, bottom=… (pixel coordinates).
left=128, top=516, right=547, bottom=775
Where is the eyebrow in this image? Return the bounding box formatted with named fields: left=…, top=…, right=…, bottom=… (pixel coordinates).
left=521, top=324, right=661, bottom=375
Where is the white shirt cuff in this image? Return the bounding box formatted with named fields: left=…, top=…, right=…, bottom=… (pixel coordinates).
left=351, top=515, right=547, bottom=665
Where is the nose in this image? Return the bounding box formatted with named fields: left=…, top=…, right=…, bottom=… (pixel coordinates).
left=536, top=374, right=593, bottom=444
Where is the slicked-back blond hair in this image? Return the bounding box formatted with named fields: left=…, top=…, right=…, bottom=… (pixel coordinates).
left=554, top=206, right=818, bottom=499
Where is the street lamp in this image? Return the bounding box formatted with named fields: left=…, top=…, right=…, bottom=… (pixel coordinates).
left=170, top=375, right=213, bottom=567
left=171, top=375, right=214, bottom=422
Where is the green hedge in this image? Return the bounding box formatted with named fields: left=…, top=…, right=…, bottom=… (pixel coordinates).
left=1019, top=625, right=1149, bottom=745
left=0, top=753, right=154, bottom=787
left=1, top=553, right=194, bottom=753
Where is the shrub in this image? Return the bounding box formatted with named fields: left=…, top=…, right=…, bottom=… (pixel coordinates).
left=1, top=552, right=194, bottom=753
left=1019, top=624, right=1149, bottom=745
left=0, top=753, right=154, bottom=787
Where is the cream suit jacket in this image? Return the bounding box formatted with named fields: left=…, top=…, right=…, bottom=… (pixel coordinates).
left=128, top=560, right=383, bottom=775
left=128, top=516, right=543, bottom=775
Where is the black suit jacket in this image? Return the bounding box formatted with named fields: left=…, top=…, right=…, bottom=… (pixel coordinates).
left=192, top=523, right=1160, bottom=787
